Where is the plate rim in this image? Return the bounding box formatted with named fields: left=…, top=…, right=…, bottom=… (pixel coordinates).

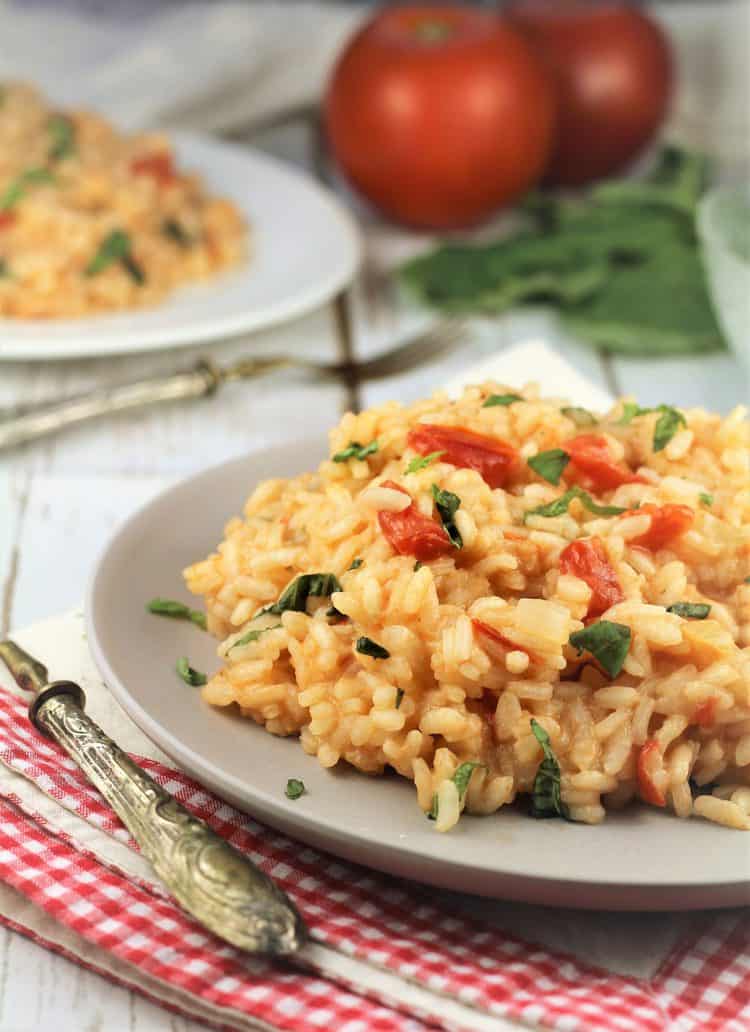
left=0, top=132, right=361, bottom=361
left=85, top=440, right=750, bottom=910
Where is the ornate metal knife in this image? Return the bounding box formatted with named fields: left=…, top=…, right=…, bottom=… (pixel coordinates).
left=0, top=639, right=307, bottom=956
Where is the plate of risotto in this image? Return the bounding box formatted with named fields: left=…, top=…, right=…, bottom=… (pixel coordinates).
left=0, top=83, right=360, bottom=359
left=88, top=381, right=750, bottom=909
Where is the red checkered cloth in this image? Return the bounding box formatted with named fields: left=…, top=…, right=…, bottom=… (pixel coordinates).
left=0, top=687, right=746, bottom=1032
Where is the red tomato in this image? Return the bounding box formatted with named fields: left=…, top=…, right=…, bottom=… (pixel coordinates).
left=626, top=503, right=694, bottom=551
left=567, top=434, right=646, bottom=492
left=130, top=153, right=175, bottom=184
left=560, top=537, right=623, bottom=618
left=637, top=740, right=666, bottom=807
left=324, top=5, right=556, bottom=228
left=0, top=212, right=16, bottom=230
left=694, top=697, right=718, bottom=728
left=509, top=0, right=673, bottom=185
left=472, top=619, right=536, bottom=662
left=377, top=480, right=453, bottom=560
left=407, top=424, right=520, bottom=488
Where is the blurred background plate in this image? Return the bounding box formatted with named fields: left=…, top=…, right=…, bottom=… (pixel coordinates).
left=87, top=439, right=750, bottom=912
left=0, top=132, right=361, bottom=361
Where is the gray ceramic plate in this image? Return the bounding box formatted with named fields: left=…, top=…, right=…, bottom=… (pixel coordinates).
left=87, top=439, right=750, bottom=910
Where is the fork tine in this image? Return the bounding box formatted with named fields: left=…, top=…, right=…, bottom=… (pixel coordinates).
left=356, top=320, right=468, bottom=381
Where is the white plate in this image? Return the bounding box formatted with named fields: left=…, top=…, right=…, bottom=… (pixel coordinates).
left=87, top=440, right=750, bottom=910
left=0, top=133, right=360, bottom=361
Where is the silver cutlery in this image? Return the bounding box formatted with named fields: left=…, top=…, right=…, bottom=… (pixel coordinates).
left=0, top=638, right=307, bottom=956
left=0, top=319, right=466, bottom=452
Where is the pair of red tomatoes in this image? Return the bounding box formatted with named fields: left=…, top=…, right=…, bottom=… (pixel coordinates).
left=324, top=2, right=673, bottom=229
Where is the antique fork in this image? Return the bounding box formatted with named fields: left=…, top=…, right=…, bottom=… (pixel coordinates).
left=0, top=638, right=307, bottom=956
left=0, top=319, right=467, bottom=452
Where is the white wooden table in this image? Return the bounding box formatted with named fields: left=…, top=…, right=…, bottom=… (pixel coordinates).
left=0, top=122, right=746, bottom=1032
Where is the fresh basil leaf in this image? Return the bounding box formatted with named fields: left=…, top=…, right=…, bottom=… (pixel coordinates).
left=147, top=598, right=206, bottom=630
left=261, top=573, right=342, bottom=617
left=162, top=217, right=191, bottom=247
left=452, top=761, right=482, bottom=802
left=405, top=450, right=444, bottom=474
left=431, top=484, right=463, bottom=548
left=569, top=620, right=631, bottom=678
left=231, top=624, right=281, bottom=650
left=527, top=448, right=570, bottom=486
left=699, top=493, right=713, bottom=507
left=529, top=719, right=570, bottom=820
left=395, top=688, right=404, bottom=708
left=653, top=406, right=687, bottom=452
left=285, top=778, right=305, bottom=800
left=561, top=406, right=597, bottom=427
left=355, top=636, right=390, bottom=659
left=618, top=402, right=647, bottom=425
left=347, top=558, right=363, bottom=571
left=86, top=228, right=144, bottom=284
left=414, top=561, right=423, bottom=571
left=1, top=167, right=55, bottom=210
left=48, top=114, right=75, bottom=161
left=176, top=656, right=207, bottom=687
left=332, top=440, right=378, bottom=463
left=666, top=602, right=711, bottom=619
left=524, top=486, right=626, bottom=522
left=483, top=393, right=522, bottom=408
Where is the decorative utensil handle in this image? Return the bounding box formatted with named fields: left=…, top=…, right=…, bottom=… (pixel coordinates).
left=0, top=361, right=219, bottom=452
left=30, top=681, right=306, bottom=955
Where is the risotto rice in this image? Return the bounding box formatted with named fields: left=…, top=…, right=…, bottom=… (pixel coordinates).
left=0, top=82, right=245, bottom=318
left=184, top=384, right=750, bottom=832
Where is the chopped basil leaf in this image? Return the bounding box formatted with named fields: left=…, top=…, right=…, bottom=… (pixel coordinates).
left=524, top=486, right=626, bottom=522
left=483, top=393, right=522, bottom=408
left=285, top=778, right=305, bottom=800
left=231, top=624, right=281, bottom=650
left=452, top=761, right=482, bottom=802
left=414, top=561, right=423, bottom=571
left=347, top=558, right=363, bottom=570
left=616, top=401, right=686, bottom=451
left=699, top=493, right=713, bottom=507
left=332, top=440, right=378, bottom=463
left=86, top=229, right=144, bottom=284
left=0, top=260, right=8, bottom=278
left=1, top=167, right=55, bottom=210
left=431, top=484, right=463, bottom=548
left=653, top=406, right=686, bottom=451
left=395, top=688, right=404, bottom=708
left=427, top=793, right=438, bottom=820
left=405, top=450, right=444, bottom=474
left=561, top=406, right=597, bottom=427
left=666, top=602, right=711, bottom=619
left=745, top=577, right=750, bottom=584
left=355, top=636, right=390, bottom=659
left=147, top=598, right=206, bottom=630
left=527, top=448, right=570, bottom=486
left=569, top=620, right=631, bottom=678
left=260, top=572, right=342, bottom=617
left=48, top=114, right=75, bottom=161
left=176, top=656, right=207, bottom=687
left=162, top=217, right=191, bottom=247
left=529, top=719, right=570, bottom=820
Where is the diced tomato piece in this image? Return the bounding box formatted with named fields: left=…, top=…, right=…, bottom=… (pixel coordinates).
left=637, top=740, right=666, bottom=807
left=377, top=480, right=453, bottom=560
left=693, top=696, right=718, bottom=728
left=626, top=503, right=694, bottom=551
left=407, top=424, right=520, bottom=489
left=130, top=152, right=175, bottom=184
left=0, top=211, right=16, bottom=230
left=472, top=618, right=534, bottom=660
left=560, top=537, right=624, bottom=618
left=567, top=434, right=647, bottom=491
